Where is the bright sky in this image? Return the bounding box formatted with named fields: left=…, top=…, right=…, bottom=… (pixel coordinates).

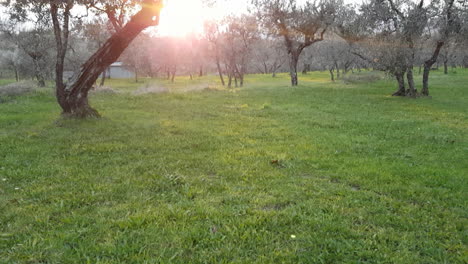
left=0, top=0, right=362, bottom=36
left=158, top=0, right=248, bottom=36
left=157, top=0, right=363, bottom=36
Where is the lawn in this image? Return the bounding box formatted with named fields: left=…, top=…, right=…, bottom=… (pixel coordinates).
left=0, top=79, right=16, bottom=87
left=0, top=70, right=467, bottom=263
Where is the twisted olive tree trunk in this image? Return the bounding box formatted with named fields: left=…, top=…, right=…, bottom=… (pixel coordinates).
left=289, top=52, right=300, bottom=86
left=329, top=66, right=335, bottom=82
left=406, top=67, right=416, bottom=97
left=392, top=70, right=406, bottom=96
left=56, top=1, right=162, bottom=118
left=422, top=41, right=444, bottom=96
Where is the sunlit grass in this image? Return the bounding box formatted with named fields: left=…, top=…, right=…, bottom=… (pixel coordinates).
left=0, top=70, right=467, bottom=263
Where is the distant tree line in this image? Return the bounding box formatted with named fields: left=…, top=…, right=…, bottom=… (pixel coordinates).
left=0, top=0, right=467, bottom=117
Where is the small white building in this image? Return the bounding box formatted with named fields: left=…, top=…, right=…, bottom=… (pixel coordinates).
left=65, top=62, right=136, bottom=81
left=102, top=62, right=135, bottom=79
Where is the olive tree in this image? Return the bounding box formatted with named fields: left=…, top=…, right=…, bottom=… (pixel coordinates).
left=253, top=0, right=341, bottom=86
left=219, top=15, right=258, bottom=88
left=251, top=38, right=287, bottom=77
left=337, top=0, right=429, bottom=97
left=204, top=20, right=226, bottom=86
left=421, top=0, right=463, bottom=95
left=1, top=3, right=54, bottom=87
left=4, top=0, right=164, bottom=118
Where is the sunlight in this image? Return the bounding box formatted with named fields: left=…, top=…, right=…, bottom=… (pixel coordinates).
left=157, top=0, right=248, bottom=36
left=158, top=0, right=216, bottom=36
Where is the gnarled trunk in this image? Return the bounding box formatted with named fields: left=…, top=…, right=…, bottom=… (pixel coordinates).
left=32, top=59, right=46, bottom=87
left=392, top=71, right=406, bottom=96
left=422, top=41, right=444, bottom=96
left=56, top=1, right=162, bottom=118
left=329, top=67, right=335, bottom=82
left=406, top=67, right=416, bottom=97
left=289, top=53, right=299, bottom=86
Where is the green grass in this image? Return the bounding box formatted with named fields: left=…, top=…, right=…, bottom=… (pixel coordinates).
left=0, top=79, right=16, bottom=86
left=0, top=70, right=467, bottom=263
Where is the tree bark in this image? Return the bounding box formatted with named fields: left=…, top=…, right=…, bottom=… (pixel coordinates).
left=14, top=67, right=19, bottom=82
left=444, top=59, right=448, bottom=74
left=227, top=74, right=232, bottom=88
left=30, top=56, right=46, bottom=87
left=392, top=71, right=406, bottom=96
left=289, top=53, right=299, bottom=86
left=50, top=2, right=72, bottom=114
left=55, top=1, right=162, bottom=118
left=422, top=64, right=431, bottom=95
left=422, top=41, right=444, bottom=96
left=215, top=58, right=225, bottom=86
left=329, top=67, right=335, bottom=82
left=99, top=68, right=107, bottom=87
left=335, top=63, right=340, bottom=79
left=406, top=67, right=416, bottom=97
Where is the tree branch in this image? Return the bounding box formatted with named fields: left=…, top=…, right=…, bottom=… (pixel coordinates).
left=387, top=0, right=405, bottom=20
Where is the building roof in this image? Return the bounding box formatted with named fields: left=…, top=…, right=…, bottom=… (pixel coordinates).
left=110, top=62, right=124, bottom=67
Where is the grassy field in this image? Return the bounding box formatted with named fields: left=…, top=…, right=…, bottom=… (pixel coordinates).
left=0, top=79, right=16, bottom=87
left=0, top=70, right=467, bottom=263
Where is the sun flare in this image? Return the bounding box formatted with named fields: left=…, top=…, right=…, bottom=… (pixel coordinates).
left=157, top=0, right=248, bottom=36
left=158, top=0, right=216, bottom=36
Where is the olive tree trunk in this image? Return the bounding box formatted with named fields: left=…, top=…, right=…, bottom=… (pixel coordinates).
left=422, top=41, right=444, bottom=96
left=215, top=56, right=225, bottom=86
left=406, top=67, right=417, bottom=97
left=329, top=67, right=335, bottom=82
left=443, top=58, right=448, bottom=74
left=392, top=70, right=406, bottom=96
left=56, top=1, right=162, bottom=118
left=289, top=52, right=299, bottom=86
left=14, top=67, right=19, bottom=82
left=99, top=69, right=107, bottom=87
